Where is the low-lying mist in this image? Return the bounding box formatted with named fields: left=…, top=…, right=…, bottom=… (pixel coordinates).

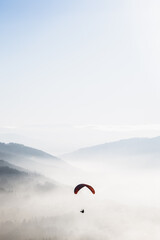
left=0, top=154, right=160, bottom=240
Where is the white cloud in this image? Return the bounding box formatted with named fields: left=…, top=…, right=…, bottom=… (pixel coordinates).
left=74, top=124, right=160, bottom=132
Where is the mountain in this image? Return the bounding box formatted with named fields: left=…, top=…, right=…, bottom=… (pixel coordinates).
left=0, top=142, right=57, bottom=159
left=0, top=142, right=68, bottom=168
left=0, top=159, right=24, bottom=170
left=0, top=159, right=59, bottom=194
left=63, top=137, right=160, bottom=168
left=0, top=159, right=28, bottom=178
left=0, top=142, right=79, bottom=183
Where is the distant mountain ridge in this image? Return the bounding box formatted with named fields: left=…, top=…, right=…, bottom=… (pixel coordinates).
left=64, top=137, right=160, bottom=157
left=63, top=137, right=160, bottom=168
left=0, top=142, right=63, bottom=174
left=0, top=142, right=78, bottom=182
left=0, top=159, right=26, bottom=172
left=0, top=166, right=27, bottom=175
left=0, top=159, right=59, bottom=193
left=0, top=142, right=57, bottom=159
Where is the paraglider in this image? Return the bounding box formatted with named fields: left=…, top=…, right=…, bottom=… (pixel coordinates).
left=74, top=183, right=95, bottom=194
left=74, top=183, right=95, bottom=213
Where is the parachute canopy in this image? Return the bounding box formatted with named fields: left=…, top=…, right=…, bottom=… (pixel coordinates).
left=74, top=184, right=95, bottom=194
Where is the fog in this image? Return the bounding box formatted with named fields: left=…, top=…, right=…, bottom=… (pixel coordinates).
left=0, top=155, right=160, bottom=240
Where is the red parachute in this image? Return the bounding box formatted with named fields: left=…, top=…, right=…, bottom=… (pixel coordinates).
left=74, top=184, right=95, bottom=194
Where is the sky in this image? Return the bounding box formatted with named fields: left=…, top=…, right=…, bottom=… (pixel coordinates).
left=0, top=0, right=160, bottom=155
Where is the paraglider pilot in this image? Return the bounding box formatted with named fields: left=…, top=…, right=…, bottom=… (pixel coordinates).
left=74, top=183, right=95, bottom=213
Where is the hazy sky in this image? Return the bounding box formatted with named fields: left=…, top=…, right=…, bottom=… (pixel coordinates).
left=1, top=0, right=160, bottom=154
